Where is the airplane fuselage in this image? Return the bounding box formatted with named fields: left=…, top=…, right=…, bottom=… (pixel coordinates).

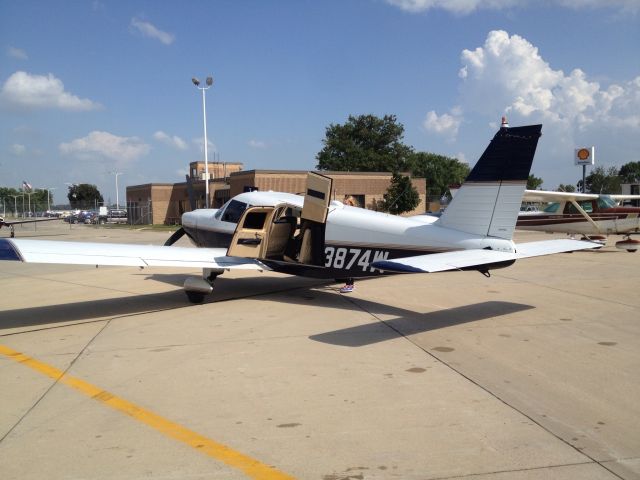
left=181, top=195, right=517, bottom=279
left=517, top=203, right=640, bottom=235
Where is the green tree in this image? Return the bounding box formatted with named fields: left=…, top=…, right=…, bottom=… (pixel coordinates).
left=0, top=187, right=21, bottom=215
left=619, top=161, right=640, bottom=183
left=409, top=152, right=470, bottom=197
left=380, top=173, right=420, bottom=215
left=68, top=183, right=103, bottom=209
left=556, top=184, right=576, bottom=192
left=1, top=186, right=48, bottom=215
left=527, top=174, right=544, bottom=190
left=584, top=166, right=621, bottom=194
left=316, top=114, right=413, bottom=172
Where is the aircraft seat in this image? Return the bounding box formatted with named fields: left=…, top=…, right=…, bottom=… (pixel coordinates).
left=266, top=216, right=296, bottom=258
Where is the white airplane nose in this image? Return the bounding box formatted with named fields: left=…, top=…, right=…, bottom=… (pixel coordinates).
left=181, top=209, right=219, bottom=229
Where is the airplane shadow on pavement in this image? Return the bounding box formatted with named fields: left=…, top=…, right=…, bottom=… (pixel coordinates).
left=247, top=285, right=534, bottom=348
left=307, top=296, right=534, bottom=347
left=0, top=275, right=329, bottom=330
left=0, top=274, right=533, bottom=346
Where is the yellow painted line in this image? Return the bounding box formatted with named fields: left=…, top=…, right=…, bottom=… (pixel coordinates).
left=0, top=344, right=295, bottom=480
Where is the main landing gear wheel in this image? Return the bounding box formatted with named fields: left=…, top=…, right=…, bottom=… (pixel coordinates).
left=186, top=291, right=206, bottom=303
left=183, top=268, right=224, bottom=303
left=615, top=235, right=639, bottom=253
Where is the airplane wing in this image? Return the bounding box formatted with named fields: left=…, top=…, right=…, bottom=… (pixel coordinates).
left=1, top=217, right=60, bottom=226
left=0, top=238, right=269, bottom=270
left=371, top=239, right=599, bottom=273
left=522, top=190, right=599, bottom=203
left=523, top=190, right=640, bottom=204
left=609, top=194, right=640, bottom=202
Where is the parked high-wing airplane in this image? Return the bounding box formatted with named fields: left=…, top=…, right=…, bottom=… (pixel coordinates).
left=0, top=123, right=600, bottom=303
left=516, top=190, right=640, bottom=252
left=0, top=216, right=59, bottom=238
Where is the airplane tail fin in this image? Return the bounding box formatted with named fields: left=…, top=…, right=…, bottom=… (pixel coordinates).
left=436, top=124, right=542, bottom=240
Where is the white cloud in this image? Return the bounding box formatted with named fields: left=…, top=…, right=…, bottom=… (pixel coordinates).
left=455, top=152, right=468, bottom=164
left=7, top=46, right=28, bottom=60
left=153, top=130, right=188, bottom=150
left=432, top=29, right=640, bottom=188
left=386, top=0, right=639, bottom=13
left=557, top=0, right=640, bottom=12
left=10, top=144, right=26, bottom=155
left=0, top=71, right=101, bottom=111
left=458, top=30, right=640, bottom=129
left=386, top=0, right=518, bottom=14
left=248, top=139, right=268, bottom=149
left=130, top=17, right=175, bottom=45
left=59, top=131, right=150, bottom=165
left=192, top=137, right=217, bottom=154
left=423, top=107, right=463, bottom=139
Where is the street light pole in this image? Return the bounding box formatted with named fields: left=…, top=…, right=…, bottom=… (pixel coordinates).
left=114, top=172, right=123, bottom=209
left=192, top=75, right=214, bottom=209
left=25, top=191, right=36, bottom=216
left=10, top=194, right=23, bottom=218
left=45, top=187, right=56, bottom=211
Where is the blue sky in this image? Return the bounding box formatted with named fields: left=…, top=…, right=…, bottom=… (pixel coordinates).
left=1, top=0, right=639, bottom=206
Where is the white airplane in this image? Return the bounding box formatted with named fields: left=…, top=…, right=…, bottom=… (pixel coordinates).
left=0, top=123, right=600, bottom=303
left=516, top=190, right=640, bottom=252
left=0, top=216, right=60, bottom=238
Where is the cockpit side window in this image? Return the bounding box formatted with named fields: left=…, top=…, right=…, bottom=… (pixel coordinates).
left=221, top=200, right=248, bottom=223
left=543, top=202, right=560, bottom=213
left=580, top=201, right=594, bottom=213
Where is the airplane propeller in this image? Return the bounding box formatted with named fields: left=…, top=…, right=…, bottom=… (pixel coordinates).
left=164, top=227, right=186, bottom=246
left=165, top=174, right=197, bottom=247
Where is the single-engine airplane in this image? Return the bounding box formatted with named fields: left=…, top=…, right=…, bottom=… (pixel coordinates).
left=516, top=190, right=640, bottom=252
left=0, top=216, right=60, bottom=238
left=0, top=123, right=600, bottom=303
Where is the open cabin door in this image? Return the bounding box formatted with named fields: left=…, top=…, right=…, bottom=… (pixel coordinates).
left=298, top=172, right=333, bottom=265
left=302, top=172, right=333, bottom=224
left=227, top=172, right=333, bottom=265
left=227, top=206, right=277, bottom=259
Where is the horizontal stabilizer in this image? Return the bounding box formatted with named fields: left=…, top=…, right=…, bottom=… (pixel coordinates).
left=371, top=239, right=599, bottom=274
left=514, top=239, right=601, bottom=258
left=0, top=239, right=269, bottom=270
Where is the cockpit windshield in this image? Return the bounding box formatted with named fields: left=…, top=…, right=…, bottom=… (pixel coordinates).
left=215, top=199, right=249, bottom=223
left=597, top=196, right=616, bottom=209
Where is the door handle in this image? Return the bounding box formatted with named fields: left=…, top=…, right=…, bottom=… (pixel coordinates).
left=239, top=238, right=261, bottom=245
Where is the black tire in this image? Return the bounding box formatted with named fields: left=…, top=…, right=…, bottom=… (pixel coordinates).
left=185, top=291, right=206, bottom=304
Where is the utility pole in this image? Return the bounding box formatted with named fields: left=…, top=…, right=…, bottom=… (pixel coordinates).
left=192, top=75, right=214, bottom=208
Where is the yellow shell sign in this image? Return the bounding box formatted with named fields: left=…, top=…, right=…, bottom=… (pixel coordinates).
left=577, top=148, right=590, bottom=160
left=575, top=146, right=595, bottom=165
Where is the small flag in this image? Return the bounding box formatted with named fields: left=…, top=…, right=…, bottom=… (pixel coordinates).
left=22, top=180, right=33, bottom=191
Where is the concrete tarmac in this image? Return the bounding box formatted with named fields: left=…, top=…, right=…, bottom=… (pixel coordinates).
left=1, top=221, right=639, bottom=479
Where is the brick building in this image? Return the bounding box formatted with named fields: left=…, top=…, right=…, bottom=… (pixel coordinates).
left=230, top=170, right=427, bottom=212
left=126, top=164, right=429, bottom=225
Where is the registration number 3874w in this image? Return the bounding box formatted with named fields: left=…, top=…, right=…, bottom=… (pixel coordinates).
left=324, top=246, right=389, bottom=272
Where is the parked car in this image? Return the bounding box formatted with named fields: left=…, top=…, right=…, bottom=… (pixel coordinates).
left=96, top=208, right=128, bottom=224
left=83, top=212, right=98, bottom=224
